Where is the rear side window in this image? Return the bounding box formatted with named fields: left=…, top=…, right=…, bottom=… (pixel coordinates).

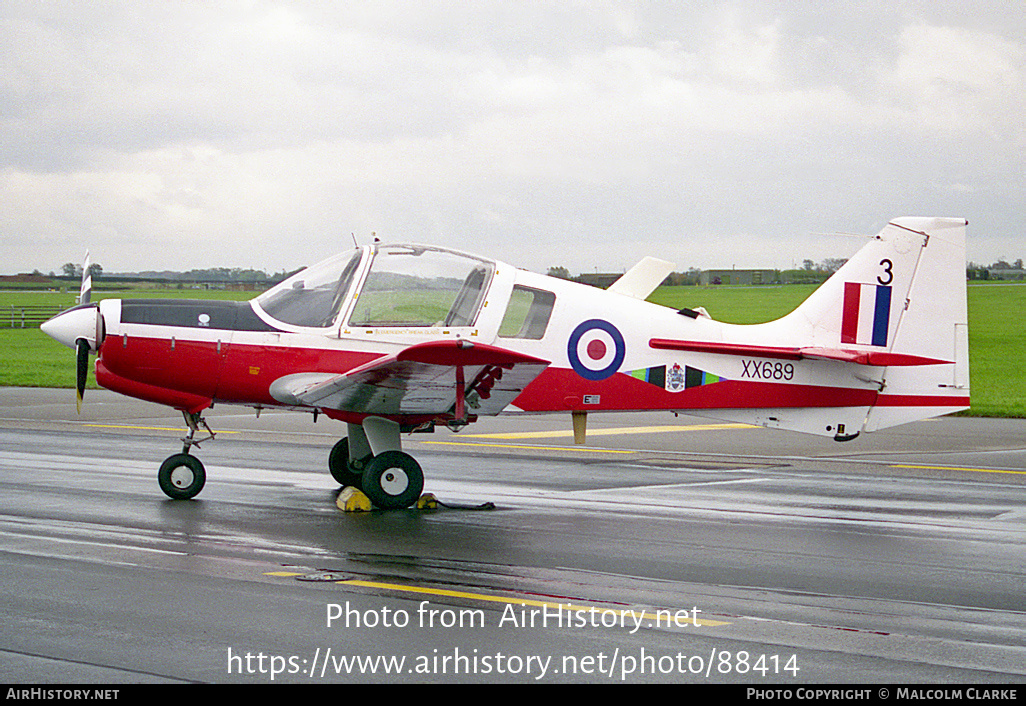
left=498, top=286, right=555, bottom=340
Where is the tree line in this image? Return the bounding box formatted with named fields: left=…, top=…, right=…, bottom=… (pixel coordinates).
left=967, top=258, right=1024, bottom=280
left=550, top=255, right=1026, bottom=285
left=547, top=257, right=851, bottom=286
left=56, top=262, right=297, bottom=283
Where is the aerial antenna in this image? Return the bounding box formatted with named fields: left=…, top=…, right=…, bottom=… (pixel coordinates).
left=810, top=231, right=871, bottom=239
left=351, top=232, right=358, bottom=248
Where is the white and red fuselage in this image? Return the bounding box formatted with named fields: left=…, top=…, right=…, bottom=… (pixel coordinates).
left=49, top=218, right=969, bottom=442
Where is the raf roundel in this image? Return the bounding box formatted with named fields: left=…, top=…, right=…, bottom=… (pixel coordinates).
left=567, top=319, right=626, bottom=381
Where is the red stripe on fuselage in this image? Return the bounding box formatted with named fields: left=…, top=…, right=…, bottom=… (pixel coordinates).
left=874, top=394, right=970, bottom=407
left=96, top=333, right=967, bottom=415
left=513, top=368, right=967, bottom=412
left=512, top=367, right=880, bottom=411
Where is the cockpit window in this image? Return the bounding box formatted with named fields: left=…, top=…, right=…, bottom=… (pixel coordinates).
left=255, top=249, right=363, bottom=328
left=348, top=245, right=494, bottom=327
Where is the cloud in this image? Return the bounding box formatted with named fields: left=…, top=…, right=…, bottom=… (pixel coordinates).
left=0, top=2, right=1022, bottom=274
left=883, top=24, right=1024, bottom=133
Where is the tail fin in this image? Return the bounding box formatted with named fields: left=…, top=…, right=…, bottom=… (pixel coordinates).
left=862, top=217, right=970, bottom=430
left=782, top=216, right=970, bottom=429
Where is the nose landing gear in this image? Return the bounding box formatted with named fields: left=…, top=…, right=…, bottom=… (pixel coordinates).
left=157, top=411, right=214, bottom=500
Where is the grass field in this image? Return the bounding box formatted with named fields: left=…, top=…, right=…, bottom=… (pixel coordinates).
left=3, top=283, right=1023, bottom=417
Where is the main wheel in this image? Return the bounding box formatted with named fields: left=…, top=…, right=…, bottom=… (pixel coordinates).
left=158, top=453, right=206, bottom=500
left=361, top=451, right=424, bottom=510
left=328, top=438, right=370, bottom=488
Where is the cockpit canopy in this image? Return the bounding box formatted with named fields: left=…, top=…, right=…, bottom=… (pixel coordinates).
left=254, top=244, right=495, bottom=330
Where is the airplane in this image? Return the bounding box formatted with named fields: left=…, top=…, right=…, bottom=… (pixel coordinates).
left=41, top=216, right=970, bottom=509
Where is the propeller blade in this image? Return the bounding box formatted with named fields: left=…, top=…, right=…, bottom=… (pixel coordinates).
left=79, top=251, right=91, bottom=304
left=76, top=338, right=89, bottom=414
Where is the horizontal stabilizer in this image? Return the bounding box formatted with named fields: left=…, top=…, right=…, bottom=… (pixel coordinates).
left=649, top=339, right=951, bottom=366
left=607, top=256, right=675, bottom=300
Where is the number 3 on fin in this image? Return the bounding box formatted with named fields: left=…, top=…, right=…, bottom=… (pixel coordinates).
left=878, top=258, right=893, bottom=286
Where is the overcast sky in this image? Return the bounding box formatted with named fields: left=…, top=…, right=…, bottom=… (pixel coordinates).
left=2, top=1, right=1023, bottom=276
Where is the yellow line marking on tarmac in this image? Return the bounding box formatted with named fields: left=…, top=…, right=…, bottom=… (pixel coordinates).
left=891, top=464, right=1026, bottom=476
left=422, top=441, right=635, bottom=454
left=459, top=423, right=757, bottom=440
left=338, top=579, right=731, bottom=627
left=84, top=424, right=240, bottom=434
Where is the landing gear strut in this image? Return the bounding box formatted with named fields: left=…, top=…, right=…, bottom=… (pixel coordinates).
left=328, top=417, right=425, bottom=510
left=157, top=411, right=213, bottom=500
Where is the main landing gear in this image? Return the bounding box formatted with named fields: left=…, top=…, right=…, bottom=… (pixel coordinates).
left=328, top=419, right=425, bottom=510
left=157, top=411, right=214, bottom=500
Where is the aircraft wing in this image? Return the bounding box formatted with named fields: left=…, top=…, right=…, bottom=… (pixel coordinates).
left=269, top=340, right=550, bottom=417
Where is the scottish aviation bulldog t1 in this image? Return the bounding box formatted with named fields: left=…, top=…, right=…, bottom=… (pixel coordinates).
left=42, top=217, right=970, bottom=508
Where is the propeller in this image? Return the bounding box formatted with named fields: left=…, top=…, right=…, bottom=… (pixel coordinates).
left=75, top=251, right=93, bottom=413
left=40, top=251, right=103, bottom=413
left=79, top=250, right=91, bottom=305
left=76, top=338, right=90, bottom=414
left=40, top=303, right=103, bottom=414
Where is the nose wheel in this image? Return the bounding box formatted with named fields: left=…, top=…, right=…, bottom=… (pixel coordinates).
left=157, top=411, right=213, bottom=500
left=158, top=453, right=206, bottom=500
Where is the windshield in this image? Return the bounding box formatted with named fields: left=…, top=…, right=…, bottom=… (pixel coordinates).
left=255, top=248, right=363, bottom=328
left=348, top=245, right=494, bottom=327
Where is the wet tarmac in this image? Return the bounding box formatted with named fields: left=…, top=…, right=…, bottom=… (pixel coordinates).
left=1, top=388, right=1024, bottom=683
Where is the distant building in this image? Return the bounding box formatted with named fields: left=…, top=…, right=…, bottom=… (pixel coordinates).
left=0, top=274, right=53, bottom=284
left=575, top=273, right=623, bottom=288
left=698, top=269, right=777, bottom=286
left=986, top=268, right=1026, bottom=281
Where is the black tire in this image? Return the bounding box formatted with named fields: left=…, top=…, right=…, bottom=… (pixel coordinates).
left=328, top=438, right=369, bottom=488
left=361, top=451, right=424, bottom=510
left=158, top=453, right=206, bottom=500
